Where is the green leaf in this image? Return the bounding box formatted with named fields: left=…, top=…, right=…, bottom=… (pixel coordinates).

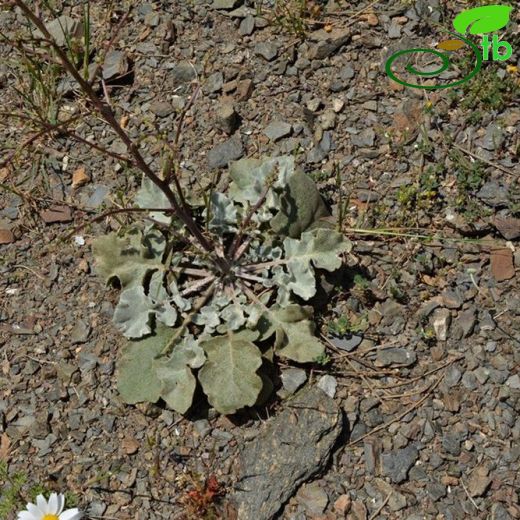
left=228, top=156, right=295, bottom=222
left=113, top=286, right=154, bottom=338
left=149, top=272, right=178, bottom=327
left=117, top=324, right=175, bottom=404
left=92, top=227, right=165, bottom=288
left=198, top=331, right=263, bottom=414
left=155, top=335, right=206, bottom=414
left=135, top=176, right=172, bottom=224
left=270, top=169, right=330, bottom=238
left=282, top=229, right=351, bottom=300
left=207, top=192, right=238, bottom=233
left=260, top=304, right=325, bottom=362
left=453, top=5, right=512, bottom=35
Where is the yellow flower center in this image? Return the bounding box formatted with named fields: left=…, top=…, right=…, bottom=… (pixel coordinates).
left=42, top=515, right=59, bottom=520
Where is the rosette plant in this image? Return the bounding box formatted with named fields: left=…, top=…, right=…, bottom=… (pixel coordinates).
left=93, top=156, right=352, bottom=414
left=8, top=1, right=352, bottom=415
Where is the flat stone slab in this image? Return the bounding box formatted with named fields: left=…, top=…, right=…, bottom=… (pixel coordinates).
left=230, top=385, right=344, bottom=519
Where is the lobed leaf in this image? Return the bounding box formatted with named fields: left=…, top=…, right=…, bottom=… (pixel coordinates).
left=282, top=228, right=351, bottom=300
left=259, top=304, right=325, bottom=362
left=135, top=176, right=172, bottom=224
left=198, top=331, right=263, bottom=414
left=92, top=227, right=165, bottom=288
left=155, top=335, right=206, bottom=414
left=117, top=324, right=176, bottom=404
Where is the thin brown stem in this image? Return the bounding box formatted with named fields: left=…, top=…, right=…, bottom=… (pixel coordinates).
left=13, top=1, right=223, bottom=266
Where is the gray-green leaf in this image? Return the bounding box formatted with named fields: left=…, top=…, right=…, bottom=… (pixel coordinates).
left=117, top=324, right=175, bottom=404
left=198, top=332, right=263, bottom=414
left=260, top=304, right=325, bottom=362
left=113, top=286, right=154, bottom=338
left=207, top=192, right=238, bottom=233
left=135, top=176, right=172, bottom=224
left=92, top=227, right=165, bottom=288
left=283, top=228, right=351, bottom=300
left=155, top=335, right=206, bottom=413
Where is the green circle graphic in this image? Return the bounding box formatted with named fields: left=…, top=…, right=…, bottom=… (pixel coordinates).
left=385, top=32, right=482, bottom=90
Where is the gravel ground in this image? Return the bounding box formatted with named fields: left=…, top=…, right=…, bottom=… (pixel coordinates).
left=1, top=1, right=519, bottom=519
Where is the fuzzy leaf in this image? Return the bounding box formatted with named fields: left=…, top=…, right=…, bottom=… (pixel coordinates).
left=198, top=331, right=263, bottom=414
left=283, top=229, right=351, bottom=300
left=135, top=176, right=172, bottom=224
left=270, top=169, right=330, bottom=238
left=207, top=192, right=238, bottom=233
left=453, top=5, right=512, bottom=35
left=117, top=324, right=175, bottom=404
left=113, top=286, right=154, bottom=338
left=260, top=304, right=325, bottom=362
left=155, top=335, right=206, bottom=414
left=149, top=273, right=178, bottom=327
left=228, top=156, right=294, bottom=222
left=92, top=227, right=165, bottom=288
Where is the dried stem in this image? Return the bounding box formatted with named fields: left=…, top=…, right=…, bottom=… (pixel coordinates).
left=12, top=0, right=228, bottom=271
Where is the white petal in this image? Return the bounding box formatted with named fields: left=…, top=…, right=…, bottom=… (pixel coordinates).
left=56, top=494, right=65, bottom=514
left=17, top=512, right=39, bottom=520
left=26, top=504, right=43, bottom=517
left=48, top=493, right=59, bottom=514
left=60, top=508, right=83, bottom=520
left=36, top=494, right=48, bottom=512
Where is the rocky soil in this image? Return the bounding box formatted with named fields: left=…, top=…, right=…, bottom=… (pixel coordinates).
left=1, top=0, right=519, bottom=519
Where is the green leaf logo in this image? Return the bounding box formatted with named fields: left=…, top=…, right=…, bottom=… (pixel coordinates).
left=453, top=5, right=512, bottom=35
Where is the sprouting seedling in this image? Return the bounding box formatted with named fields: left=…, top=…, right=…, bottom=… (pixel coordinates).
left=452, top=5, right=512, bottom=35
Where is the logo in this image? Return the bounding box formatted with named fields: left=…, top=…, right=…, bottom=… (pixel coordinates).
left=385, top=5, right=513, bottom=90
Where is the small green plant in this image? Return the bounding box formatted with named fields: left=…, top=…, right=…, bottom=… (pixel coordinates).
left=255, top=0, right=323, bottom=38
left=7, top=2, right=351, bottom=417
left=313, top=352, right=331, bottom=366
left=94, top=156, right=351, bottom=415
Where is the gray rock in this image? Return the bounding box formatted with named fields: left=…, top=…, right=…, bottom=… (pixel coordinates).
left=317, top=375, right=337, bottom=398
left=212, top=0, right=241, bottom=8
left=207, top=136, right=244, bottom=169
left=281, top=368, right=307, bottom=395
left=254, top=42, right=279, bottom=61
left=70, top=319, right=90, bottom=344
left=351, top=128, right=375, bottom=147
left=482, top=123, right=504, bottom=151
left=102, top=51, right=128, bottom=80
left=231, top=386, right=343, bottom=519
left=86, top=185, right=110, bottom=209
left=432, top=308, right=451, bottom=341
left=193, top=419, right=211, bottom=437
left=506, top=374, right=520, bottom=389
left=491, top=503, right=512, bottom=520
left=329, top=334, right=362, bottom=352
left=445, top=365, right=462, bottom=387
left=477, top=181, right=510, bottom=208
left=239, top=15, right=255, bottom=36
left=339, top=64, right=355, bottom=80
left=170, top=62, right=197, bottom=84
left=388, top=21, right=402, bottom=38
left=494, top=216, right=520, bottom=240
left=42, top=15, right=83, bottom=47
left=295, top=482, right=328, bottom=515
left=263, top=121, right=292, bottom=141
left=150, top=101, right=174, bottom=118
left=442, top=432, right=461, bottom=456
left=215, top=103, right=239, bottom=134
left=307, top=28, right=350, bottom=59
left=375, top=347, right=416, bottom=367
left=441, top=289, right=463, bottom=309
left=452, top=308, right=476, bottom=339
left=381, top=445, right=419, bottom=483
left=206, top=71, right=224, bottom=93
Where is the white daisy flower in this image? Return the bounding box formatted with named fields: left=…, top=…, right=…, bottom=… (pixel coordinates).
left=17, top=493, right=82, bottom=520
